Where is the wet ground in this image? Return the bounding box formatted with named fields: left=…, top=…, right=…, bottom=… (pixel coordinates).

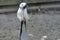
left=0, top=11, right=60, bottom=40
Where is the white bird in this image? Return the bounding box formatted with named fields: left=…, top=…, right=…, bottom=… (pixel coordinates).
left=17, top=2, right=29, bottom=40
left=17, top=2, right=29, bottom=22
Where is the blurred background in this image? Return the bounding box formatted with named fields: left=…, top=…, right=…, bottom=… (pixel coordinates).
left=0, top=0, right=60, bottom=13
left=0, top=0, right=60, bottom=40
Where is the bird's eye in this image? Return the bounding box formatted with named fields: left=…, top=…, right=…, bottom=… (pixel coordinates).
left=22, top=4, right=24, bottom=7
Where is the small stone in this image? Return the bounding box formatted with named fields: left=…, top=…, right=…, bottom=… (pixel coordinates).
left=42, top=36, right=47, bottom=38
left=28, top=34, right=33, bottom=37
left=57, top=39, right=60, bottom=40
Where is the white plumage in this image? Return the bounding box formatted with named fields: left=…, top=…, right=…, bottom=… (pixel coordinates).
left=17, top=2, right=29, bottom=22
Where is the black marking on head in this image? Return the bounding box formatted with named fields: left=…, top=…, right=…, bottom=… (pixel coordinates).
left=23, top=5, right=27, bottom=9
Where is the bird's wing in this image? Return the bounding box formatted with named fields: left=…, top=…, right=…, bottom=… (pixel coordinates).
left=24, top=9, right=29, bottom=20
left=17, top=15, right=23, bottom=21
left=17, top=8, right=23, bottom=21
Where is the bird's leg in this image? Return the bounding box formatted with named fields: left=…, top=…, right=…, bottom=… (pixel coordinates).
left=24, top=20, right=27, bottom=32
left=20, top=21, right=23, bottom=40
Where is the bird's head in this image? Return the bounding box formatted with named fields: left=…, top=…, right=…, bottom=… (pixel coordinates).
left=19, top=2, right=27, bottom=9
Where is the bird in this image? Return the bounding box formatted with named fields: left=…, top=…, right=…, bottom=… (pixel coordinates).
left=17, top=2, right=29, bottom=40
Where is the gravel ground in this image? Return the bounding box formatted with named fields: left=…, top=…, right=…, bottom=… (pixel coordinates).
left=0, top=11, right=60, bottom=40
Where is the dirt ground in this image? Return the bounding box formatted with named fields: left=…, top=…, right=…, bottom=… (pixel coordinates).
left=0, top=11, right=60, bottom=40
